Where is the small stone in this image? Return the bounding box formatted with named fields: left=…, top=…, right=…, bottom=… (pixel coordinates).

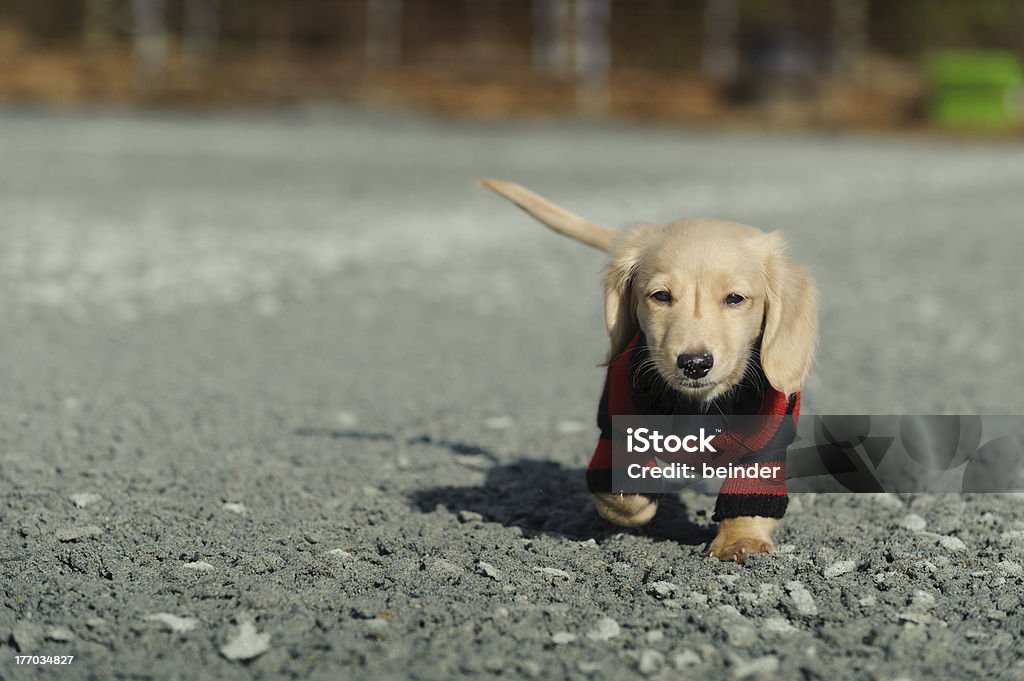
left=899, top=514, right=927, bottom=532
left=458, top=510, right=484, bottom=523
left=365, top=618, right=389, bottom=632
left=336, top=411, right=359, bottom=428
left=47, top=627, right=75, bottom=642
left=938, top=536, right=967, bottom=552
left=586, top=617, right=620, bottom=641
left=327, top=548, right=353, bottom=559
left=183, top=561, right=215, bottom=572
left=728, top=626, right=757, bottom=648
left=758, top=583, right=783, bottom=603
left=429, top=558, right=463, bottom=577
left=911, top=590, right=936, bottom=610
left=556, top=420, right=586, bottom=435
left=533, top=567, right=571, bottom=581
left=220, top=620, right=270, bottom=661
left=223, top=503, right=247, bottom=514
left=996, top=561, right=1023, bottom=577
left=874, top=571, right=899, bottom=584
left=484, top=416, right=514, bottom=430
left=144, top=613, right=199, bottom=633
left=638, top=649, right=665, bottom=675
left=859, top=596, right=877, bottom=607
left=645, top=630, right=665, bottom=644
left=455, top=455, right=492, bottom=471
left=70, top=493, right=102, bottom=508
left=718, top=574, right=741, bottom=585
left=85, top=618, right=106, bottom=629
left=785, top=581, right=818, bottom=616
left=519, top=661, right=542, bottom=677
left=56, top=525, right=103, bottom=542
left=673, top=650, right=701, bottom=669
left=477, top=561, right=502, bottom=581
left=763, top=617, right=797, bottom=634
left=552, top=631, right=576, bottom=644
left=717, top=605, right=743, bottom=618
left=733, top=656, right=780, bottom=679
left=823, top=560, right=857, bottom=578
left=647, top=581, right=680, bottom=599
left=578, top=538, right=599, bottom=549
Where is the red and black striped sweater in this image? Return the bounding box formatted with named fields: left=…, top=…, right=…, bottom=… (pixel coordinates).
left=586, top=333, right=799, bottom=521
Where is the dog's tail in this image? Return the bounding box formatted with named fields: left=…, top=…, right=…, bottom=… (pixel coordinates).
left=477, top=178, right=617, bottom=253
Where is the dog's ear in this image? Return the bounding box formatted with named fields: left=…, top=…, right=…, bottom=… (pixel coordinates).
left=604, top=225, right=652, bottom=362
left=759, top=232, right=819, bottom=395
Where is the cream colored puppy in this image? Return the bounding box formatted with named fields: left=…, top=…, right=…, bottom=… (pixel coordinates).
left=480, top=179, right=818, bottom=562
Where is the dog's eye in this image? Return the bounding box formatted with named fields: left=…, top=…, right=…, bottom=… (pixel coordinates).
left=650, top=291, right=672, bottom=304
left=724, top=293, right=745, bottom=305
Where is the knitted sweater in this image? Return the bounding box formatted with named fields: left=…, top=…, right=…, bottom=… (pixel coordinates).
left=585, top=334, right=799, bottom=521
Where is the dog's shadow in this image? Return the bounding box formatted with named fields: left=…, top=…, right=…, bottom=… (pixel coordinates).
left=293, top=427, right=711, bottom=546
left=410, top=459, right=712, bottom=546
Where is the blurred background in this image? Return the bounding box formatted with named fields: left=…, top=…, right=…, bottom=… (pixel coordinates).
left=1, top=0, right=1023, bottom=132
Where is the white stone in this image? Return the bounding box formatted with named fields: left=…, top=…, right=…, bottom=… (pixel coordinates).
left=144, top=613, right=199, bottom=633
left=477, top=561, right=502, bottom=581
left=533, top=567, right=571, bottom=581
left=899, top=514, right=927, bottom=532
left=938, top=536, right=967, bottom=552
left=638, top=650, right=665, bottom=675
left=220, top=620, right=270, bottom=661
left=785, top=581, right=818, bottom=616
left=70, top=493, right=102, bottom=508
left=823, top=560, right=857, bottom=578
left=586, top=617, right=620, bottom=641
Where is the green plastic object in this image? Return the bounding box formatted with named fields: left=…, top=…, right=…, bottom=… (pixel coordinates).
left=927, top=51, right=1023, bottom=130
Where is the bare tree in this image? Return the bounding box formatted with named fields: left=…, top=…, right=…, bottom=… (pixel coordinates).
left=467, top=0, right=502, bottom=71
left=832, top=0, right=868, bottom=81
left=366, top=0, right=403, bottom=68
left=184, top=0, right=221, bottom=67
left=532, top=0, right=571, bottom=78
left=84, top=0, right=120, bottom=50
left=702, top=0, right=739, bottom=87
left=132, top=0, right=168, bottom=91
left=574, top=0, right=611, bottom=116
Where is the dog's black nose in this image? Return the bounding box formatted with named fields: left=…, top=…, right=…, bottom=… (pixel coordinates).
left=677, top=352, right=714, bottom=379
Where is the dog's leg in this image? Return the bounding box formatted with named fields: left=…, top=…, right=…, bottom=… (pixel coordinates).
left=709, top=516, right=777, bottom=563
left=591, top=492, right=659, bottom=527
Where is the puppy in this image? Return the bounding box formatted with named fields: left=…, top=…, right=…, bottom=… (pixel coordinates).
left=481, top=178, right=818, bottom=562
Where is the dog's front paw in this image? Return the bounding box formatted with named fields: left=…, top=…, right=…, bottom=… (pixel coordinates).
left=708, top=517, right=778, bottom=563
left=591, top=492, right=659, bottom=527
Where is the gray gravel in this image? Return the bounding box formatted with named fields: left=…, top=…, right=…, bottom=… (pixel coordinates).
left=1, top=109, right=1023, bottom=680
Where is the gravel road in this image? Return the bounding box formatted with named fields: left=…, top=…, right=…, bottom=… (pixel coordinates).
left=1, top=110, right=1022, bottom=680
